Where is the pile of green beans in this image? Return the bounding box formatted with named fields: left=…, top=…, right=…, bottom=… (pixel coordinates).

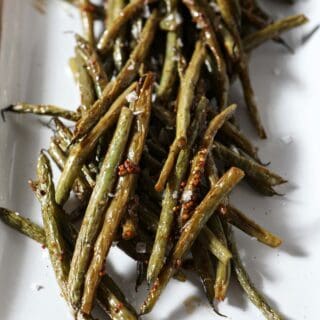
left=1, top=0, right=308, bottom=319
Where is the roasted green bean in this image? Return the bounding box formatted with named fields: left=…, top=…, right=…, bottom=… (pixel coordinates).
left=191, top=239, right=216, bottom=309
left=147, top=98, right=207, bottom=284
left=2, top=103, right=80, bottom=121
left=223, top=206, right=282, bottom=248
left=155, top=41, right=206, bottom=192
left=98, top=0, right=156, bottom=54
left=213, top=142, right=286, bottom=186
left=55, top=81, right=137, bottom=204
left=157, top=0, right=180, bottom=101
left=81, top=73, right=153, bottom=314
left=67, top=107, right=134, bottom=309
left=207, top=216, right=231, bottom=301
left=75, top=34, right=108, bottom=97
left=220, top=120, right=260, bottom=163
left=179, top=104, right=236, bottom=226
left=74, top=10, right=158, bottom=139
left=30, top=152, right=69, bottom=300
left=244, top=14, right=308, bottom=51
left=182, top=0, right=229, bottom=109
left=226, top=225, right=283, bottom=320
left=69, top=52, right=96, bottom=113
left=79, top=0, right=95, bottom=45
left=0, top=207, right=138, bottom=320
left=216, top=3, right=266, bottom=138
left=48, top=138, right=92, bottom=204
left=140, top=167, right=244, bottom=314
left=0, top=207, right=46, bottom=245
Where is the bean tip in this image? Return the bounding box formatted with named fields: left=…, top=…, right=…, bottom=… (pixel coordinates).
left=211, top=299, right=227, bottom=317
left=1, top=105, right=14, bottom=122
left=154, top=181, right=164, bottom=192
left=258, top=129, right=267, bottom=139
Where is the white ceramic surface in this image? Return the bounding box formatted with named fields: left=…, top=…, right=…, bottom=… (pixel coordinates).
left=0, top=1, right=320, bottom=319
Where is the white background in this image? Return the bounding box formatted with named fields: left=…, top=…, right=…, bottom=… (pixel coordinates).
left=0, top=0, right=319, bottom=319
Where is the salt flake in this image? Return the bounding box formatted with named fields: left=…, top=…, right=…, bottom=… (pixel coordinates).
left=42, top=249, right=50, bottom=259
left=133, top=110, right=144, bottom=116
left=127, top=63, right=135, bottom=71
left=177, top=38, right=183, bottom=48
left=132, top=23, right=142, bottom=39
left=143, top=5, right=151, bottom=18
left=126, top=91, right=138, bottom=103
left=152, top=94, right=157, bottom=102
left=182, top=190, right=193, bottom=202
left=172, top=191, right=179, bottom=199
left=280, top=135, right=293, bottom=145
left=136, top=242, right=146, bottom=253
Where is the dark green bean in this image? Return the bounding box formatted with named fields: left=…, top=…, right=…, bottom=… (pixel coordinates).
left=67, top=107, right=134, bottom=309
left=2, top=103, right=80, bottom=121
left=244, top=14, right=308, bottom=51
left=75, top=34, right=108, bottom=97
left=140, top=167, right=244, bottom=314
left=48, top=138, right=92, bottom=204
left=55, top=81, right=137, bottom=205
left=226, top=225, right=283, bottom=320
left=79, top=0, right=95, bottom=45
left=81, top=73, right=153, bottom=314
left=74, top=10, right=158, bottom=139
left=0, top=207, right=138, bottom=320
left=147, top=98, right=207, bottom=283
left=69, top=52, right=96, bottom=113
left=179, top=104, right=236, bottom=226
left=97, top=0, right=157, bottom=54
left=222, top=206, right=282, bottom=247
left=30, top=152, right=69, bottom=300
left=213, top=142, right=286, bottom=186
left=0, top=207, right=46, bottom=245
left=154, top=41, right=206, bottom=192
left=191, top=239, right=216, bottom=309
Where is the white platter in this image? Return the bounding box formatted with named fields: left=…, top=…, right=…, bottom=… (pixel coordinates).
left=0, top=1, right=320, bottom=319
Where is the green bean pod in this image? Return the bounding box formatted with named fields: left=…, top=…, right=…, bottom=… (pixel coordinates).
left=97, top=0, right=157, bottom=54
left=191, top=239, right=216, bottom=308
left=207, top=216, right=231, bottom=301
left=226, top=225, right=283, bottom=320
left=244, top=14, right=308, bottom=51
left=75, top=34, right=108, bottom=97
left=140, top=167, right=244, bottom=314
left=31, top=152, right=69, bottom=300
left=0, top=207, right=46, bottom=245
left=79, top=0, right=95, bottom=45
left=48, top=138, right=92, bottom=204
left=147, top=98, right=207, bottom=283
left=182, top=0, right=229, bottom=109
left=0, top=208, right=138, bottom=320
left=212, top=142, right=286, bottom=186
left=154, top=41, right=206, bottom=192
left=2, top=103, right=80, bottom=121
left=223, top=206, right=282, bottom=248
left=69, top=52, right=96, bottom=113
left=74, top=10, right=158, bottom=139
left=179, top=104, right=237, bottom=226
left=67, top=107, right=134, bottom=309
left=55, top=81, right=137, bottom=205
left=81, top=73, right=153, bottom=314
